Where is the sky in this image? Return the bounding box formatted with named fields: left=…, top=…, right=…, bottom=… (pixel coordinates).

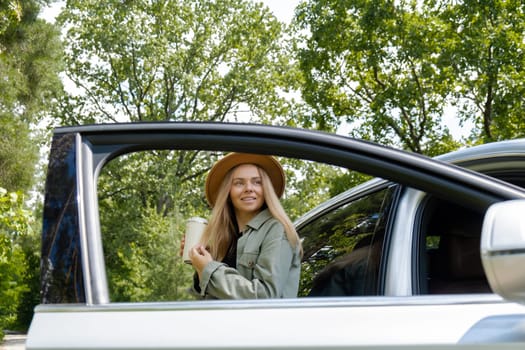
left=260, top=0, right=300, bottom=23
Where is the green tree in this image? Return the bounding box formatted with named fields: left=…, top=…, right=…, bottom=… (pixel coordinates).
left=294, top=0, right=461, bottom=155
left=0, top=0, right=63, bottom=335
left=295, top=0, right=525, bottom=151
left=0, top=189, right=34, bottom=340
left=435, top=0, right=525, bottom=142
left=1, top=0, right=63, bottom=122
left=0, top=118, right=38, bottom=192
left=281, top=158, right=351, bottom=221
left=0, top=1, right=23, bottom=35
left=57, top=0, right=299, bottom=125
left=97, top=150, right=211, bottom=301
left=1, top=0, right=64, bottom=192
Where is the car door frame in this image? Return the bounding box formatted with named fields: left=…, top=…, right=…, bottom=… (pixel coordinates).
left=42, top=122, right=525, bottom=305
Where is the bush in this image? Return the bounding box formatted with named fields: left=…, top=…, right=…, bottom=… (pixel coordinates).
left=0, top=188, right=35, bottom=338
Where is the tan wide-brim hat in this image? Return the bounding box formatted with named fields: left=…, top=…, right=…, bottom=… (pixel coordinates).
left=205, top=152, right=285, bottom=207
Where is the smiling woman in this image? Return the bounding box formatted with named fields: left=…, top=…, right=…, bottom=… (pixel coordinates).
left=186, top=152, right=302, bottom=299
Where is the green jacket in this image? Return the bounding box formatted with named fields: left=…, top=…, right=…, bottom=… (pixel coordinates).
left=198, top=209, right=301, bottom=299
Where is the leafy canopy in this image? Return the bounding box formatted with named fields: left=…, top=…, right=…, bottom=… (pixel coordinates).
left=294, top=0, right=525, bottom=152
left=58, top=0, right=299, bottom=125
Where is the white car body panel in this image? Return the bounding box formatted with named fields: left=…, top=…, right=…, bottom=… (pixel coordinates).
left=26, top=297, right=525, bottom=349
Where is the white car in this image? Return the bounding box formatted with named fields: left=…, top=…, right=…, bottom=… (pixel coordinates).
left=27, top=123, right=525, bottom=349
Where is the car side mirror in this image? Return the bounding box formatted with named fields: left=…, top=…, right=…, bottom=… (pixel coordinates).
left=481, top=200, right=525, bottom=303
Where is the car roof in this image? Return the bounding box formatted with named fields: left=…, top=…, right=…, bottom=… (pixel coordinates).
left=437, top=138, right=525, bottom=166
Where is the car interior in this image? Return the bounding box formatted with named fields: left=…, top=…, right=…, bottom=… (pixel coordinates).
left=420, top=198, right=491, bottom=294
left=418, top=165, right=525, bottom=295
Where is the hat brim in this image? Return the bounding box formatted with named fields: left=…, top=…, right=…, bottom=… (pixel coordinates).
left=205, top=153, right=285, bottom=207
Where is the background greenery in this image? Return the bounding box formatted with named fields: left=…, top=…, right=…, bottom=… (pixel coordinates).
left=1, top=0, right=525, bottom=340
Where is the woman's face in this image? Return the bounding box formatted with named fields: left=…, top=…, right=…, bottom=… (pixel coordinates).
left=229, top=164, right=265, bottom=216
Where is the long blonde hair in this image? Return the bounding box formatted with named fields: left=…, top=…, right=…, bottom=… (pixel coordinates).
left=201, top=164, right=302, bottom=261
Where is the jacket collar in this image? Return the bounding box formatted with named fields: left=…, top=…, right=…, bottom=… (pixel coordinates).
left=246, top=208, right=272, bottom=231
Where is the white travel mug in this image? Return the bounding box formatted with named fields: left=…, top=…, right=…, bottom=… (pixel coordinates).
left=182, top=217, right=208, bottom=264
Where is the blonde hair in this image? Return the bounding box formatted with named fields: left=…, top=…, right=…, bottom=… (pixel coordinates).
left=201, top=164, right=302, bottom=261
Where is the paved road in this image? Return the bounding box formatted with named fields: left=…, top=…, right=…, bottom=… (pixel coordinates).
left=0, top=334, right=26, bottom=350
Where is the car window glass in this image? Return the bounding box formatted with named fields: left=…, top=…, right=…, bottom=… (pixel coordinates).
left=98, top=150, right=211, bottom=302
left=97, top=150, right=355, bottom=302
left=298, top=186, right=396, bottom=297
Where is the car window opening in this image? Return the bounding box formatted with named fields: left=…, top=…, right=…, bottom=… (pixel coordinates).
left=423, top=200, right=491, bottom=294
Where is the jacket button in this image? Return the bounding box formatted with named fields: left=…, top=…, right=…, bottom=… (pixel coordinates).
left=248, top=261, right=254, bottom=267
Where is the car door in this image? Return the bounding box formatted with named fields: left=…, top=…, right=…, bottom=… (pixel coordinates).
left=27, top=122, right=525, bottom=349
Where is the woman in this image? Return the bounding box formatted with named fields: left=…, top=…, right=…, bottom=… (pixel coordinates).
left=188, top=152, right=302, bottom=299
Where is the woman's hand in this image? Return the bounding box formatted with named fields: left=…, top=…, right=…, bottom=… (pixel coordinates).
left=189, top=245, right=213, bottom=279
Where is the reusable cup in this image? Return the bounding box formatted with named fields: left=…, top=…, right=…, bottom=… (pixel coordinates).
left=182, top=217, right=208, bottom=264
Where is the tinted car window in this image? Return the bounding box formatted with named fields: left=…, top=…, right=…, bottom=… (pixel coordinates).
left=298, top=186, right=396, bottom=297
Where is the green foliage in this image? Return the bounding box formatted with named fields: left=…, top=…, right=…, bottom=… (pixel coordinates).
left=107, top=206, right=195, bottom=301
left=0, top=188, right=34, bottom=335
left=12, top=221, right=40, bottom=331
left=295, top=0, right=525, bottom=152
left=0, top=0, right=62, bottom=336
left=0, top=116, right=38, bottom=192
left=327, top=171, right=372, bottom=198
left=295, top=0, right=454, bottom=154
left=0, top=0, right=63, bottom=193
left=1, top=0, right=64, bottom=123
left=0, top=1, right=23, bottom=35
left=281, top=158, right=346, bottom=221
left=0, top=0, right=64, bottom=192
left=98, top=151, right=213, bottom=301
left=434, top=0, right=525, bottom=142
left=57, top=0, right=299, bottom=125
